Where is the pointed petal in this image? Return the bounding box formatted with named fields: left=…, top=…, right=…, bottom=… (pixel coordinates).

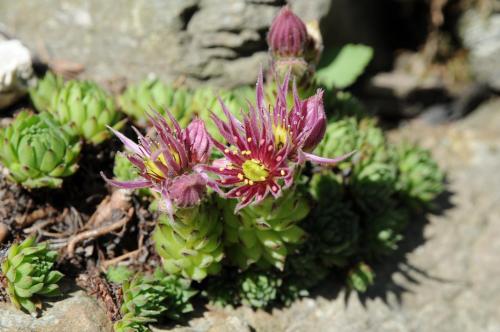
left=101, top=172, right=152, bottom=189
left=301, top=150, right=355, bottom=165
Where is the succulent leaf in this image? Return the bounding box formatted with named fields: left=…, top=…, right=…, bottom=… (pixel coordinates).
left=28, top=72, right=64, bottom=112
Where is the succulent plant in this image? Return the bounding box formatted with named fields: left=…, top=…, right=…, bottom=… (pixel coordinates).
left=350, top=162, right=397, bottom=214
left=364, top=208, right=408, bottom=257
left=154, top=268, right=196, bottom=321
left=105, top=265, right=134, bottom=285
left=221, top=189, right=310, bottom=271
left=114, top=314, right=152, bottom=332
left=346, top=262, right=374, bottom=293
left=1, top=236, right=63, bottom=313
left=313, top=204, right=360, bottom=268
left=115, top=269, right=195, bottom=331
left=314, top=117, right=358, bottom=163
left=118, top=78, right=192, bottom=127
left=115, top=275, right=164, bottom=332
left=194, top=87, right=250, bottom=142
left=348, top=119, right=397, bottom=213
left=153, top=200, right=224, bottom=281
left=51, top=80, right=126, bottom=144
left=29, top=72, right=64, bottom=112
left=0, top=110, right=81, bottom=188
left=284, top=243, right=329, bottom=289
left=239, top=271, right=282, bottom=309
left=394, top=142, right=444, bottom=208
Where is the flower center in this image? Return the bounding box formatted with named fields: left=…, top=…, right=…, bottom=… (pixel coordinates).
left=144, top=149, right=180, bottom=180
left=242, top=159, right=269, bottom=182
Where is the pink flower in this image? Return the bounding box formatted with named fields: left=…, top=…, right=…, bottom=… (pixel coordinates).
left=204, top=97, right=295, bottom=211
left=206, top=71, right=352, bottom=210
left=256, top=71, right=352, bottom=165
left=267, top=6, right=308, bottom=57
left=101, top=113, right=211, bottom=215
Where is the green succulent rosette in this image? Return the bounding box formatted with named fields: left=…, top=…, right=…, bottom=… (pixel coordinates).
left=115, top=269, right=195, bottom=332
left=284, top=243, right=329, bottom=289
left=349, top=118, right=397, bottom=213
left=350, top=162, right=397, bottom=213
left=154, top=269, right=196, bottom=320
left=394, top=142, right=444, bottom=208
left=116, top=274, right=166, bottom=332
left=0, top=111, right=81, bottom=188
left=364, top=208, right=408, bottom=258
left=153, top=200, right=224, bottom=281
left=1, top=236, right=63, bottom=313
left=221, top=189, right=310, bottom=271
left=239, top=271, right=282, bottom=309
left=314, top=117, right=358, bottom=170
left=29, top=72, right=64, bottom=112
left=51, top=80, right=125, bottom=145
left=118, top=78, right=192, bottom=127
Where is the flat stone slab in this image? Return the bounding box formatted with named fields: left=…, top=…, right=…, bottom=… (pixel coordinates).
left=0, top=291, right=112, bottom=332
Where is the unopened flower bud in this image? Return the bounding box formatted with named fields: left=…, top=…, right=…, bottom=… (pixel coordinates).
left=267, top=6, right=308, bottom=58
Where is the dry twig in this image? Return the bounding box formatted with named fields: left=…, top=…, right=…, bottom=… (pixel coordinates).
left=65, top=190, right=133, bottom=257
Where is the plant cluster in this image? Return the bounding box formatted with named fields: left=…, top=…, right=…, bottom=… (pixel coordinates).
left=1, top=236, right=63, bottom=313
left=0, top=5, right=445, bottom=330
left=113, top=269, right=195, bottom=332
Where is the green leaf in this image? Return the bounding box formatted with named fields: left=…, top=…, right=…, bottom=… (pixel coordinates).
left=19, top=298, right=36, bottom=313
left=315, top=44, right=374, bottom=90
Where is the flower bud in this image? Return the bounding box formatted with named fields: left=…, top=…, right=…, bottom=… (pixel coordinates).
left=302, top=91, right=327, bottom=151
left=267, top=6, right=308, bottom=57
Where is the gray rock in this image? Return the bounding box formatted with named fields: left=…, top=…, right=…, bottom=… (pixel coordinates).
left=0, top=39, right=33, bottom=109
left=0, top=291, right=112, bottom=332
left=459, top=8, right=500, bottom=90
left=0, top=0, right=331, bottom=88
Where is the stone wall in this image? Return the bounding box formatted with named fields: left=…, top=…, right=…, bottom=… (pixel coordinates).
left=0, top=0, right=332, bottom=88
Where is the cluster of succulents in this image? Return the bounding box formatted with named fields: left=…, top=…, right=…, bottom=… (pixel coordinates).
left=0, top=4, right=446, bottom=327
left=1, top=236, right=63, bottom=313
left=114, top=269, right=195, bottom=332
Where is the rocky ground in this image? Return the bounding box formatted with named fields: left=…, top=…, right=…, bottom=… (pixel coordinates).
left=1, top=98, right=499, bottom=332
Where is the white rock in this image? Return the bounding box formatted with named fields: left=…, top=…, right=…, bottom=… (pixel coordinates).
left=0, top=39, right=33, bottom=109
